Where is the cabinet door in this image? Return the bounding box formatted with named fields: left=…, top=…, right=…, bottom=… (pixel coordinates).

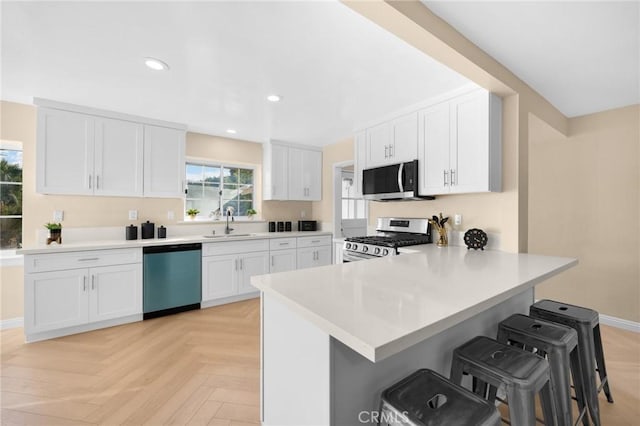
left=315, top=246, right=332, bottom=267
left=89, top=264, right=142, bottom=323
left=354, top=131, right=366, bottom=198
left=265, top=143, right=289, bottom=200
left=143, top=125, right=185, bottom=198
left=366, top=122, right=391, bottom=168
left=202, top=254, right=238, bottom=301
left=270, top=249, right=297, bottom=273
left=25, top=269, right=89, bottom=333
left=238, top=251, right=270, bottom=294
left=36, top=108, right=94, bottom=195
left=419, top=102, right=451, bottom=195
left=289, top=148, right=321, bottom=201
left=390, top=112, right=418, bottom=163
left=450, top=91, right=489, bottom=194
left=94, top=118, right=144, bottom=197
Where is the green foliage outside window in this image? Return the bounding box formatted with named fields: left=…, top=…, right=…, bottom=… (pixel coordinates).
left=1, top=149, right=23, bottom=249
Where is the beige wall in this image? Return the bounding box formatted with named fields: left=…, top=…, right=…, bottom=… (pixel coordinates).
left=529, top=106, right=640, bottom=322
left=0, top=266, right=23, bottom=320
left=312, top=137, right=355, bottom=226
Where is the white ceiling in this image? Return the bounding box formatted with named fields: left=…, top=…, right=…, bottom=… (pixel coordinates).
left=423, top=1, right=640, bottom=118
left=1, top=1, right=472, bottom=146
left=4, top=2, right=637, bottom=147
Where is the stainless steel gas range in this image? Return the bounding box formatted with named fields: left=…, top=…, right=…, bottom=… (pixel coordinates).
left=342, top=217, right=432, bottom=262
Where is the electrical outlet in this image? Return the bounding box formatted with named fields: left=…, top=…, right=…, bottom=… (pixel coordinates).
left=167, top=211, right=175, bottom=220
left=454, top=214, right=462, bottom=226
left=53, top=210, right=64, bottom=222
left=128, top=210, right=138, bottom=220
left=301, top=210, right=306, bottom=218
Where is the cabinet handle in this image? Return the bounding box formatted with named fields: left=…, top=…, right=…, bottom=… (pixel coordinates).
left=89, top=175, right=92, bottom=189
left=450, top=169, right=456, bottom=186
left=91, top=275, right=95, bottom=290
left=240, top=259, right=243, bottom=270
left=384, top=145, right=388, bottom=159
left=279, top=242, right=288, bottom=246
left=443, top=170, right=449, bottom=186
left=96, top=175, right=100, bottom=189
left=78, top=257, right=99, bottom=262
left=83, top=276, right=87, bottom=292
left=389, top=145, right=393, bottom=158
left=271, top=256, right=274, bottom=267
left=311, top=240, right=321, bottom=244
left=235, top=259, right=238, bottom=270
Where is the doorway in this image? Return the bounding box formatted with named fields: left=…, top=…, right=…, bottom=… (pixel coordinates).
left=333, top=161, right=367, bottom=238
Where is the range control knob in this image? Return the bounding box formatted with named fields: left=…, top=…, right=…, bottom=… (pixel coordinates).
left=345, top=243, right=351, bottom=249
left=352, top=244, right=358, bottom=251
left=362, top=246, right=368, bottom=253
left=374, top=247, right=381, bottom=255
left=382, top=249, right=389, bottom=256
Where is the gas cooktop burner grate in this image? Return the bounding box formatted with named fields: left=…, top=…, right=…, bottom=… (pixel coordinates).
left=345, top=234, right=431, bottom=249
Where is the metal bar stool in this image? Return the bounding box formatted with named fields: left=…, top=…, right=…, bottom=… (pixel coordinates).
left=450, top=336, right=556, bottom=426
left=530, top=300, right=613, bottom=426
left=378, top=369, right=501, bottom=426
left=496, top=313, right=589, bottom=426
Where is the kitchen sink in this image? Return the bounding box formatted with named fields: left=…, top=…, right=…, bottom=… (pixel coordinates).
left=202, top=233, right=255, bottom=238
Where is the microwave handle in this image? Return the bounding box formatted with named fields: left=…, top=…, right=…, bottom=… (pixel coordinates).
left=397, top=162, right=404, bottom=193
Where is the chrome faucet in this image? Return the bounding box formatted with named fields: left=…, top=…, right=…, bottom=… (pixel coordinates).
left=225, top=209, right=234, bottom=234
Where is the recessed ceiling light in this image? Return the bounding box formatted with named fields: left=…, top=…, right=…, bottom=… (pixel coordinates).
left=226, top=129, right=237, bottom=134
left=267, top=95, right=281, bottom=102
left=144, top=57, right=169, bottom=71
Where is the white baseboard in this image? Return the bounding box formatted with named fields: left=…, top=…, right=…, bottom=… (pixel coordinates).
left=599, top=314, right=640, bottom=333
left=0, top=317, right=24, bottom=330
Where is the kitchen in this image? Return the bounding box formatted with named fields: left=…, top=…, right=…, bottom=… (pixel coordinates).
left=1, top=1, right=639, bottom=425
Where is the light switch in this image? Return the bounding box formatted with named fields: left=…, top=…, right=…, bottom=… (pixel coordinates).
left=167, top=211, right=175, bottom=220
left=128, top=210, right=138, bottom=220
left=53, top=210, right=64, bottom=222
left=454, top=214, right=462, bottom=226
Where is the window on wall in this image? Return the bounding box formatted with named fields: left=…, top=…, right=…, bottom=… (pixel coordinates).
left=185, top=161, right=255, bottom=219
left=0, top=144, right=23, bottom=249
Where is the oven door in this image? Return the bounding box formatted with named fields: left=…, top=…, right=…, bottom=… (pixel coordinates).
left=342, top=250, right=378, bottom=263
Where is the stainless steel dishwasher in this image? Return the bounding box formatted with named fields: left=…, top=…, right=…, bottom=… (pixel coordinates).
left=143, top=243, right=201, bottom=319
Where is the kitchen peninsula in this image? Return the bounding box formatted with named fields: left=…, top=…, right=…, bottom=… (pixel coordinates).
left=252, top=245, right=577, bottom=426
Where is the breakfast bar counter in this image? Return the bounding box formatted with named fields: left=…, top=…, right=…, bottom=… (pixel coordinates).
left=251, top=246, right=577, bottom=426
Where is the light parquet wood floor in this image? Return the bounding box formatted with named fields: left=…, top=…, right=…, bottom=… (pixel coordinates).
left=1, top=299, right=639, bottom=425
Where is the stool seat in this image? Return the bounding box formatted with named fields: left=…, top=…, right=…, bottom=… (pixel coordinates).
left=531, top=300, right=614, bottom=426
left=379, top=369, right=501, bottom=426
left=498, top=314, right=588, bottom=426
left=450, top=336, right=556, bottom=426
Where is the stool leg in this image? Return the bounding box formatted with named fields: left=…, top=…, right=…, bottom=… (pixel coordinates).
left=549, top=348, right=573, bottom=426
left=577, top=325, right=601, bottom=426
left=570, top=346, right=590, bottom=426
left=450, top=356, right=464, bottom=386
left=593, top=324, right=614, bottom=403
left=506, top=386, right=537, bottom=426
left=540, top=380, right=558, bottom=426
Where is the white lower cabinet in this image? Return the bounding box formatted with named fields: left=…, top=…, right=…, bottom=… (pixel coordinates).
left=24, top=251, right=142, bottom=339
left=296, top=236, right=332, bottom=269
left=270, top=249, right=297, bottom=273
left=202, top=239, right=270, bottom=303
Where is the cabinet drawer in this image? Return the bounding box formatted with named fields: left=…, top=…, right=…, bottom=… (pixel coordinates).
left=296, top=235, right=332, bottom=248
left=25, top=248, right=142, bottom=273
left=269, top=238, right=297, bottom=251
left=203, top=239, right=269, bottom=257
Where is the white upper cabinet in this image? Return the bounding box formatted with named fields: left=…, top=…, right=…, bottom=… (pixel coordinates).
left=143, top=125, right=185, bottom=198
left=263, top=142, right=289, bottom=200
left=35, top=99, right=186, bottom=198
left=263, top=141, right=322, bottom=201
left=418, top=89, right=502, bottom=196
left=289, top=147, right=322, bottom=200
left=37, top=108, right=94, bottom=195
left=364, top=112, right=418, bottom=169
left=94, top=118, right=143, bottom=196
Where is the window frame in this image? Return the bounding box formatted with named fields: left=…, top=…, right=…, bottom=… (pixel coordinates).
left=0, top=142, right=23, bottom=252
left=184, top=157, right=256, bottom=221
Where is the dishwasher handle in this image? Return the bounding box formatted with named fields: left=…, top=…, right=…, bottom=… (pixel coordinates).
left=143, top=243, right=202, bottom=254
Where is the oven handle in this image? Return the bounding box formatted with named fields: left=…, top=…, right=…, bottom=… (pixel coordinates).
left=397, top=162, right=404, bottom=193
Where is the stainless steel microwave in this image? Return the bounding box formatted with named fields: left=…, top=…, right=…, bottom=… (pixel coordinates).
left=362, top=160, right=434, bottom=201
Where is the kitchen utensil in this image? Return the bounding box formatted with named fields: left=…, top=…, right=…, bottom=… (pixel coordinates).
left=157, top=226, right=167, bottom=239
left=141, top=221, right=155, bottom=239
left=269, top=222, right=276, bottom=232
left=126, top=224, right=138, bottom=240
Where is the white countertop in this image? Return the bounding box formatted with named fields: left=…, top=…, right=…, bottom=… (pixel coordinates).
left=18, top=231, right=333, bottom=255
left=251, top=245, right=577, bottom=362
